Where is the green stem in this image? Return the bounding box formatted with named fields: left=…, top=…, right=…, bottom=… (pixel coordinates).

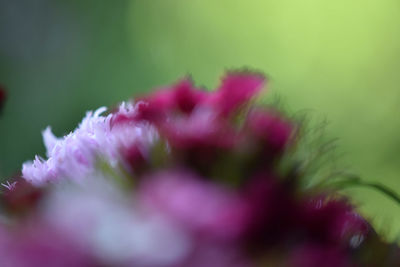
left=328, top=176, right=400, bottom=206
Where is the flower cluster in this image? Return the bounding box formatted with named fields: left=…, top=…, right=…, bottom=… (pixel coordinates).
left=1, top=72, right=400, bottom=266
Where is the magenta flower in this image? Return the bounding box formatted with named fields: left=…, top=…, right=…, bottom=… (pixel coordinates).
left=300, top=196, right=369, bottom=246
left=245, top=108, right=294, bottom=153
left=159, top=107, right=237, bottom=150
left=121, top=72, right=267, bottom=171
left=140, top=78, right=208, bottom=116
left=207, top=72, right=266, bottom=117
left=2, top=71, right=398, bottom=266
left=129, top=72, right=266, bottom=126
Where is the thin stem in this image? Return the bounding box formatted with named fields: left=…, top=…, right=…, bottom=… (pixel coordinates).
left=328, top=176, right=400, bottom=206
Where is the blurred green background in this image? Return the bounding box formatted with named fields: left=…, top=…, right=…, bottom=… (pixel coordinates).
left=1, top=0, right=400, bottom=238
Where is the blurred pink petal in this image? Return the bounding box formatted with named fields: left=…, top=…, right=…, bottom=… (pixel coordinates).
left=209, top=72, right=266, bottom=116
left=139, top=170, right=251, bottom=241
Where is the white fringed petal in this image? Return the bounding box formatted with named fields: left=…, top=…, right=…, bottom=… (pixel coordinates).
left=22, top=102, right=158, bottom=186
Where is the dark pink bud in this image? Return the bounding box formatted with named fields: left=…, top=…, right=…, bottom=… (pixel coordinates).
left=132, top=101, right=167, bottom=123
left=246, top=109, right=294, bottom=153
left=133, top=84, right=178, bottom=123
left=135, top=79, right=205, bottom=123
left=210, top=72, right=266, bottom=116
left=141, top=85, right=176, bottom=111
left=174, top=79, right=208, bottom=114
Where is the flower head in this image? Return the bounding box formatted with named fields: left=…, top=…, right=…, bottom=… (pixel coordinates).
left=22, top=103, right=158, bottom=186
left=2, top=71, right=397, bottom=266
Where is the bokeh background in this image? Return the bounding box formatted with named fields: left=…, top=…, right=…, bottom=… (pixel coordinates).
left=1, top=0, right=400, bottom=239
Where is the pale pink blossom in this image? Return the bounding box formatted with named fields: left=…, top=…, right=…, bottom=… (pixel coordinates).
left=43, top=177, right=191, bottom=266
left=139, top=170, right=251, bottom=240
left=22, top=103, right=158, bottom=186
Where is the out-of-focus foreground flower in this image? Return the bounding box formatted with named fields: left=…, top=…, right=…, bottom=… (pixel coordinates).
left=1, top=72, right=400, bottom=266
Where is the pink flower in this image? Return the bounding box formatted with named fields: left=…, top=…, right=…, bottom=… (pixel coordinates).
left=173, top=79, right=208, bottom=114
left=42, top=178, right=190, bottom=266
left=245, top=108, right=294, bottom=153
left=140, top=78, right=208, bottom=116
left=22, top=103, right=158, bottom=186
left=117, top=79, right=207, bottom=125
left=159, top=107, right=237, bottom=150
left=139, top=170, right=251, bottom=241
left=300, top=196, right=369, bottom=247
left=208, top=72, right=266, bottom=117
left=130, top=72, right=265, bottom=125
